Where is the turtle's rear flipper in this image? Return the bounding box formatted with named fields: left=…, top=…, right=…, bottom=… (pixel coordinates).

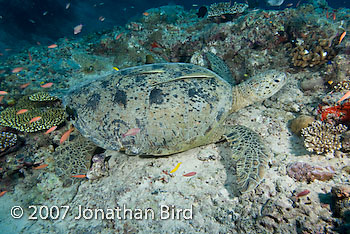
left=223, top=125, right=270, bottom=194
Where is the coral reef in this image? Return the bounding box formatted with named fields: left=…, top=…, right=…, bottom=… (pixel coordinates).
left=0, top=107, right=65, bottom=133
left=207, top=2, right=248, bottom=18
left=0, top=93, right=65, bottom=133
left=54, top=134, right=97, bottom=186
left=0, top=132, right=17, bottom=154
left=291, top=39, right=337, bottom=68
left=301, top=120, right=347, bottom=154
left=29, top=92, right=58, bottom=102
left=287, top=161, right=335, bottom=182
left=289, top=115, right=315, bottom=136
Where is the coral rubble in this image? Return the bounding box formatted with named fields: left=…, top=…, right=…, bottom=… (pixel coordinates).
left=301, top=120, right=347, bottom=154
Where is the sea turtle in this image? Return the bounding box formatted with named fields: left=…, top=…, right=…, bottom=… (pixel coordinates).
left=64, top=63, right=286, bottom=193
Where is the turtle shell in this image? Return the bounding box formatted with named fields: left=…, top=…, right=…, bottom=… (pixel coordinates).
left=64, top=63, right=232, bottom=155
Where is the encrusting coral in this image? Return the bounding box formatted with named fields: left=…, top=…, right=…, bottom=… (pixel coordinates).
left=287, top=161, right=335, bottom=182
left=301, top=120, right=347, bottom=154
left=29, top=92, right=58, bottom=102
left=0, top=93, right=66, bottom=133
left=0, top=131, right=17, bottom=153
left=207, top=2, right=248, bottom=18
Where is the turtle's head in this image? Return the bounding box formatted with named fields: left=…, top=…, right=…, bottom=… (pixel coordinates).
left=250, top=70, right=287, bottom=100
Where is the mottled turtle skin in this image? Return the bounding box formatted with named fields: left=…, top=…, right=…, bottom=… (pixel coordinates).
left=64, top=63, right=286, bottom=192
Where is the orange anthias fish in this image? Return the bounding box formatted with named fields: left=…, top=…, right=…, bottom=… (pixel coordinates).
left=12, top=67, right=24, bottom=73
left=44, top=126, right=57, bottom=134
left=0, top=190, right=7, bottom=197
left=40, top=82, right=53, bottom=88
left=74, top=24, right=83, bottom=35
left=143, top=12, right=149, bottom=16
left=183, top=172, right=197, bottom=177
left=337, top=90, right=350, bottom=103
left=339, top=31, right=346, bottom=44
left=0, top=91, right=8, bottom=95
left=151, top=41, right=161, bottom=49
left=33, top=164, right=49, bottom=170
left=20, top=82, right=31, bottom=89
left=16, top=109, right=28, bottom=115
left=60, top=126, right=75, bottom=144
left=48, top=44, right=58, bottom=48
left=71, top=174, right=86, bottom=178
left=29, top=116, right=42, bottom=123
left=326, top=9, right=329, bottom=19
left=122, top=128, right=140, bottom=138
left=115, top=33, right=123, bottom=40
left=28, top=51, right=32, bottom=62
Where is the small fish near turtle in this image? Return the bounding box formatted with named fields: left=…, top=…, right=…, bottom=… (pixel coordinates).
left=64, top=62, right=286, bottom=194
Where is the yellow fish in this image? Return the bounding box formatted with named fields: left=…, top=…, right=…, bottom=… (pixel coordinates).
left=170, top=162, right=182, bottom=173
left=113, top=67, right=119, bottom=71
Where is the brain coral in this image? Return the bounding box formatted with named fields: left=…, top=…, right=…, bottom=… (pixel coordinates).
left=301, top=120, right=347, bottom=154
left=54, top=134, right=97, bottom=186
left=0, top=93, right=65, bottom=133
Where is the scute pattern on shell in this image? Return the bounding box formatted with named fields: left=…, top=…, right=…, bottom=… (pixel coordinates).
left=64, top=63, right=233, bottom=155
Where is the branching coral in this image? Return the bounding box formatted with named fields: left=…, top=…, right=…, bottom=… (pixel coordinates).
left=207, top=2, right=248, bottom=18
left=301, top=120, right=347, bottom=154
left=291, top=39, right=337, bottom=68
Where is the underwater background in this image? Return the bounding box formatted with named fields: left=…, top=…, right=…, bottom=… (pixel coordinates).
left=1, top=0, right=350, bottom=233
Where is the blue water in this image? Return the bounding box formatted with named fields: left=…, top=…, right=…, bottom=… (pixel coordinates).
left=0, top=0, right=349, bottom=53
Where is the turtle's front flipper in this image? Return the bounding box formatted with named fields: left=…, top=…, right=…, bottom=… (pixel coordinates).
left=223, top=125, right=270, bottom=193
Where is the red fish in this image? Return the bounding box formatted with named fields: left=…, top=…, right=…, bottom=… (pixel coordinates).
left=28, top=51, right=32, bottom=62
left=48, top=44, right=57, bottom=48
left=0, top=91, right=8, bottom=95
left=296, top=189, right=310, bottom=198
left=339, top=31, right=347, bottom=44
left=122, top=128, right=140, bottom=138
left=60, top=126, right=74, bottom=144
left=16, top=109, right=28, bottom=115
left=29, top=116, right=41, bottom=123
left=44, top=126, right=57, bottom=134
left=333, top=12, right=336, bottom=20
left=0, top=191, right=7, bottom=197
left=40, top=82, right=53, bottom=88
left=151, top=41, right=161, bottom=49
left=71, top=174, right=86, bottom=178
left=183, top=172, right=197, bottom=177
left=115, top=33, right=123, bottom=40
left=326, top=9, right=329, bottom=19
left=33, top=164, right=49, bottom=170
left=20, top=82, right=31, bottom=89
left=12, top=67, right=24, bottom=73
